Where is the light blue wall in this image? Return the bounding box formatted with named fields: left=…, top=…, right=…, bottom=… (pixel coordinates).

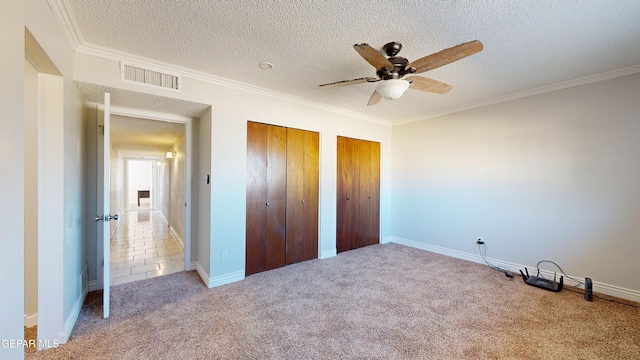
left=73, top=54, right=393, bottom=287
left=196, top=109, right=212, bottom=277
left=391, top=72, right=640, bottom=293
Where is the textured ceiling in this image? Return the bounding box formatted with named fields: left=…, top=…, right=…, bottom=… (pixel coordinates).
left=65, top=1, right=640, bottom=123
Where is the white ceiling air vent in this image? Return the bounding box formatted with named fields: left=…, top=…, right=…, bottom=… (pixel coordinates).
left=120, top=61, right=181, bottom=92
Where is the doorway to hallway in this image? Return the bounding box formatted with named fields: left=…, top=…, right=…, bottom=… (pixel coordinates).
left=106, top=113, right=188, bottom=286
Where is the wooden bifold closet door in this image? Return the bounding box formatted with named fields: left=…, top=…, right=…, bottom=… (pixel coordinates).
left=336, top=136, right=380, bottom=253
left=286, top=128, right=319, bottom=264
left=246, top=122, right=319, bottom=276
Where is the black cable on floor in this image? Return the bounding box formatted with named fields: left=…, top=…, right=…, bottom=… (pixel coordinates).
left=478, top=243, right=515, bottom=280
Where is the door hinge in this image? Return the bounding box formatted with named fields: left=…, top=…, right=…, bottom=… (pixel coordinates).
left=98, top=125, right=104, bottom=135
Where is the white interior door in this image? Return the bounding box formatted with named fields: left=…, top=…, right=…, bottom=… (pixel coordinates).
left=96, top=92, right=113, bottom=318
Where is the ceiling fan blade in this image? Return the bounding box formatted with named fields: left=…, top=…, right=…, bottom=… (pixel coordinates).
left=406, top=40, right=483, bottom=74
left=407, top=76, right=453, bottom=94
left=367, top=90, right=382, bottom=106
left=318, top=77, right=378, bottom=88
left=354, top=43, right=395, bottom=71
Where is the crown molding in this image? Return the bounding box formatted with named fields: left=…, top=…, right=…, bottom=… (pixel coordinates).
left=50, top=0, right=391, bottom=126
left=81, top=39, right=640, bottom=128
left=76, top=44, right=392, bottom=126
left=54, top=0, right=639, bottom=128
left=395, top=63, right=640, bottom=125
left=48, top=0, right=83, bottom=50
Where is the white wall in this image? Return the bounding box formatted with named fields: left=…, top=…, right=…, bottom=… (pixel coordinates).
left=127, top=159, right=152, bottom=207
left=24, top=58, right=39, bottom=327
left=159, top=156, right=170, bottom=219
left=37, top=72, right=66, bottom=349
left=391, top=72, right=640, bottom=297
left=168, top=135, right=186, bottom=242
left=7, top=1, right=86, bottom=353
left=1, top=3, right=26, bottom=358
left=27, top=0, right=86, bottom=348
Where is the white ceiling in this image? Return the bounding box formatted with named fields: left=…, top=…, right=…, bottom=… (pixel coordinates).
left=63, top=0, right=640, bottom=124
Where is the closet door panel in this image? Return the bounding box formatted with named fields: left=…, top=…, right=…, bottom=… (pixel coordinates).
left=336, top=136, right=380, bottom=253
left=368, top=141, right=381, bottom=245
left=286, top=128, right=305, bottom=264
left=302, top=130, right=319, bottom=261
left=336, top=136, right=348, bottom=253
left=265, top=125, right=287, bottom=270
left=358, top=139, right=372, bottom=248
left=337, top=136, right=360, bottom=253
left=286, top=128, right=319, bottom=264
left=246, top=122, right=268, bottom=275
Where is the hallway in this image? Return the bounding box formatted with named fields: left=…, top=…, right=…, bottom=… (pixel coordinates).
left=110, top=210, right=184, bottom=285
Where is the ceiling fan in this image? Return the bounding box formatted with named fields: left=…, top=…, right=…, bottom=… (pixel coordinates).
left=318, top=40, right=483, bottom=106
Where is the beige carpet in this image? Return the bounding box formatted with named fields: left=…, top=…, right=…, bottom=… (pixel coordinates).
left=27, top=243, right=640, bottom=359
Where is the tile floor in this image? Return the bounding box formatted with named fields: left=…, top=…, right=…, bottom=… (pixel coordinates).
left=110, top=210, right=184, bottom=285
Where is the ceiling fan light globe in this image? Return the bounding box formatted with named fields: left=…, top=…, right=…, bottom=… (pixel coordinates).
left=376, top=79, right=410, bottom=100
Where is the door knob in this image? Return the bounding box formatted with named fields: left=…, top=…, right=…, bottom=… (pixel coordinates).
left=301, top=199, right=305, bottom=204
left=96, top=214, right=118, bottom=222
left=266, top=202, right=270, bottom=206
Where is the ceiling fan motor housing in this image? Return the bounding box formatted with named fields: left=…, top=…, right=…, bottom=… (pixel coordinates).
left=377, top=56, right=409, bottom=79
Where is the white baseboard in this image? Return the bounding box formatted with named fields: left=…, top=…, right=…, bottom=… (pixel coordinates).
left=195, top=261, right=208, bottom=284
left=209, top=270, right=245, bottom=288
left=158, top=212, right=184, bottom=250
left=88, top=280, right=98, bottom=292
left=190, top=261, right=197, bottom=271
left=320, top=248, right=337, bottom=259
left=194, top=261, right=244, bottom=288
left=388, top=236, right=640, bottom=303
left=158, top=211, right=169, bottom=226
left=62, top=272, right=89, bottom=344
left=169, top=225, right=184, bottom=250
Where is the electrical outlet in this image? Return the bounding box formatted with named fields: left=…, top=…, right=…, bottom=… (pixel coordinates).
left=476, top=237, right=484, bottom=244
left=221, top=251, right=229, bottom=261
